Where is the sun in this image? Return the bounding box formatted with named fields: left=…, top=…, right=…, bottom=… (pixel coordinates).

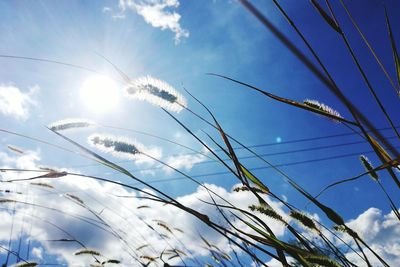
left=80, top=75, right=120, bottom=113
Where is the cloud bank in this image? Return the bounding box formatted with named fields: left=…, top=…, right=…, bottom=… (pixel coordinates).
left=0, top=150, right=284, bottom=266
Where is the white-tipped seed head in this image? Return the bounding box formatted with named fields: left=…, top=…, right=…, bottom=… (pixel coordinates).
left=48, top=118, right=96, bottom=132
left=303, top=99, right=343, bottom=121
left=88, top=133, right=161, bottom=162
left=125, top=75, right=187, bottom=112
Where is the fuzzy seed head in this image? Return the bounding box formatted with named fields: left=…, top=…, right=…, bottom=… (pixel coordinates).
left=7, top=145, right=24, bottom=154
left=304, top=99, right=343, bottom=121
left=88, top=134, right=141, bottom=159
left=360, top=155, right=379, bottom=180
left=233, top=185, right=267, bottom=194
left=102, top=259, right=121, bottom=264
left=48, top=118, right=96, bottom=131
left=66, top=193, right=85, bottom=205
left=30, top=182, right=54, bottom=189
left=88, top=133, right=162, bottom=161
left=74, top=248, right=101, bottom=256
left=248, top=204, right=284, bottom=222
left=125, top=75, right=187, bottom=112
left=304, top=255, right=342, bottom=267
left=140, top=255, right=157, bottom=262
left=290, top=211, right=317, bottom=231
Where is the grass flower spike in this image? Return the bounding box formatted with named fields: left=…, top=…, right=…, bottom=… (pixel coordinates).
left=74, top=248, right=102, bottom=256
left=360, top=155, right=379, bottom=180
left=125, top=75, right=187, bottom=112
left=303, top=99, right=343, bottom=121
left=88, top=133, right=161, bottom=161
left=88, top=134, right=141, bottom=159
left=48, top=118, right=96, bottom=131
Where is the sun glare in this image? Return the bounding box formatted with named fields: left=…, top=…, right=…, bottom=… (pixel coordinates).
left=80, top=75, right=119, bottom=113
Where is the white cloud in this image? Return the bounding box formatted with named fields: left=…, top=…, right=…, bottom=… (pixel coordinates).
left=299, top=207, right=400, bottom=266
left=163, top=153, right=207, bottom=173
left=0, top=84, right=39, bottom=120
left=263, top=257, right=296, bottom=267
left=0, top=149, right=40, bottom=170
left=342, top=207, right=400, bottom=266
left=117, top=0, right=189, bottom=43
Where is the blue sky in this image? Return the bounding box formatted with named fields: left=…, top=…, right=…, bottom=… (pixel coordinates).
left=0, top=0, right=400, bottom=266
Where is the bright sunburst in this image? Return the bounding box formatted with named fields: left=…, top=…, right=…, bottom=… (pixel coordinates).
left=80, top=75, right=119, bottom=113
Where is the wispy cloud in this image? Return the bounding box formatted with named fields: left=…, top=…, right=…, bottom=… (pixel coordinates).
left=0, top=84, right=39, bottom=120
left=118, top=0, right=189, bottom=43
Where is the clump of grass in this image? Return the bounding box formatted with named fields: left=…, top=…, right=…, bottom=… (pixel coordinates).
left=125, top=75, right=187, bottom=112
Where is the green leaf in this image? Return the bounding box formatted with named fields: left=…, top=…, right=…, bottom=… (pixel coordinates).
left=240, top=164, right=269, bottom=193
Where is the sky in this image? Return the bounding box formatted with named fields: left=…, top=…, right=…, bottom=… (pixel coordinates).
left=0, top=0, right=400, bottom=266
